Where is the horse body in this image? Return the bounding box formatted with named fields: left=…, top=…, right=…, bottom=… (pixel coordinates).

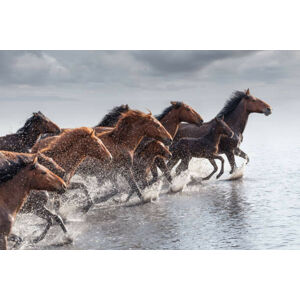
left=0, top=112, right=61, bottom=152
left=168, top=118, right=234, bottom=180
left=0, top=154, right=66, bottom=249
left=174, top=89, right=272, bottom=173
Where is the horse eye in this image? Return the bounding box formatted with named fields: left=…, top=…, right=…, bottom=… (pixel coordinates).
left=155, top=123, right=160, bottom=128
left=186, top=108, right=191, bottom=111
left=41, top=171, right=47, bottom=175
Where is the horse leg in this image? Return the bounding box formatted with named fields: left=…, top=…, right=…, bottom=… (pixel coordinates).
left=0, top=234, right=7, bottom=250
left=202, top=159, right=218, bottom=180
left=148, top=164, right=159, bottom=186
left=123, top=168, right=144, bottom=202
left=156, top=157, right=172, bottom=183
left=68, top=181, right=93, bottom=207
left=214, top=155, right=225, bottom=179
left=32, top=206, right=67, bottom=243
left=175, top=155, right=190, bottom=176
left=234, top=148, right=250, bottom=164
left=167, top=155, right=181, bottom=174
left=225, top=151, right=237, bottom=174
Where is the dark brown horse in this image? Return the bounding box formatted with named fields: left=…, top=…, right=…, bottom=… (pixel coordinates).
left=0, top=154, right=66, bottom=250
left=0, top=112, right=61, bottom=152
left=167, top=117, right=234, bottom=180
left=80, top=110, right=173, bottom=212
left=174, top=89, right=272, bottom=173
left=22, top=127, right=112, bottom=242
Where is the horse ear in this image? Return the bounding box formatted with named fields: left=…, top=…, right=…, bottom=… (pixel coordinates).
left=245, top=88, right=250, bottom=96
left=170, top=101, right=177, bottom=106
left=90, top=129, right=96, bottom=136
left=146, top=108, right=152, bottom=116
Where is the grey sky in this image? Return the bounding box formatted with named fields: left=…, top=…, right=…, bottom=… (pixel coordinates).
left=0, top=50, right=299, bottom=145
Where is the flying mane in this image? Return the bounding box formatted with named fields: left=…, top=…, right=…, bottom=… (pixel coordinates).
left=42, top=127, right=94, bottom=153
left=16, top=111, right=47, bottom=134
left=155, top=102, right=182, bottom=121
left=0, top=155, right=31, bottom=185
left=96, top=105, right=129, bottom=127
left=216, top=91, right=247, bottom=118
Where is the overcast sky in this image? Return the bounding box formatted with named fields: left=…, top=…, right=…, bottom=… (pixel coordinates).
left=0, top=50, right=299, bottom=145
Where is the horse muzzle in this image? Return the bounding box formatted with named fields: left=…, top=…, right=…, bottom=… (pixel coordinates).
left=263, top=107, right=272, bottom=116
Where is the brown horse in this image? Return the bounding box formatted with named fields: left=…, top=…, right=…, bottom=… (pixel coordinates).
left=168, top=117, right=234, bottom=180
left=0, top=154, right=66, bottom=250
left=174, top=89, right=272, bottom=173
left=22, top=127, right=112, bottom=242
left=1, top=150, right=67, bottom=245
left=0, top=112, right=61, bottom=152
left=80, top=110, right=173, bottom=212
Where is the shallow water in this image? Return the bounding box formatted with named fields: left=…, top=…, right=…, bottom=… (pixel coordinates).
left=12, top=141, right=300, bottom=250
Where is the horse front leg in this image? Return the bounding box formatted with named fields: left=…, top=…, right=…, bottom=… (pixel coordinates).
left=148, top=164, right=159, bottom=186
left=175, top=156, right=190, bottom=176
left=156, top=157, right=172, bottom=183
left=234, top=147, right=250, bottom=164
left=224, top=150, right=237, bottom=174
left=123, top=168, right=144, bottom=202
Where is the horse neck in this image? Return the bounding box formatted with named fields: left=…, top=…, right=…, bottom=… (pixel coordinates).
left=0, top=171, right=30, bottom=216
left=224, top=101, right=249, bottom=134
left=205, top=124, right=223, bottom=146
left=159, top=110, right=179, bottom=137
left=19, top=124, right=41, bottom=149
left=109, top=123, right=145, bottom=153
left=43, top=143, right=86, bottom=177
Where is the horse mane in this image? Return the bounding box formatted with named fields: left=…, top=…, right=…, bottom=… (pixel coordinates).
left=107, top=110, right=151, bottom=140
left=216, top=91, right=247, bottom=118
left=96, top=105, right=129, bottom=127
left=0, top=155, right=31, bottom=185
left=17, top=111, right=47, bottom=134
left=155, top=102, right=182, bottom=121
left=42, top=127, right=93, bottom=153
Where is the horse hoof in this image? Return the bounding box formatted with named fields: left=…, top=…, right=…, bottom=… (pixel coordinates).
left=63, top=235, right=73, bottom=245
left=81, top=202, right=93, bottom=213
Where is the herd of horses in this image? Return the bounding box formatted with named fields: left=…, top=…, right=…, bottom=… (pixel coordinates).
left=0, top=89, right=272, bottom=249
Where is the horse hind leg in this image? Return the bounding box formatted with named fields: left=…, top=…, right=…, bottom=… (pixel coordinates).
left=225, top=151, right=237, bottom=174
left=156, top=158, right=172, bottom=183
left=202, top=159, right=218, bottom=181
left=175, top=156, right=190, bottom=176
left=234, top=148, right=250, bottom=164
left=214, top=155, right=225, bottom=179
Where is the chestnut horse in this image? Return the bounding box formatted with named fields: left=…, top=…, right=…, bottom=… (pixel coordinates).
left=0, top=111, right=61, bottom=152
left=79, top=110, right=173, bottom=212
left=22, top=127, right=112, bottom=243
left=167, top=117, right=234, bottom=179
left=0, top=154, right=66, bottom=250
left=174, top=89, right=272, bottom=173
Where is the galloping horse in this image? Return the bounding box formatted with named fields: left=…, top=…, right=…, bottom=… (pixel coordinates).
left=80, top=110, right=173, bottom=212
left=0, top=154, right=66, bottom=250
left=167, top=117, right=234, bottom=179
left=22, top=127, right=112, bottom=242
left=174, top=89, right=272, bottom=173
left=0, top=112, right=61, bottom=152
